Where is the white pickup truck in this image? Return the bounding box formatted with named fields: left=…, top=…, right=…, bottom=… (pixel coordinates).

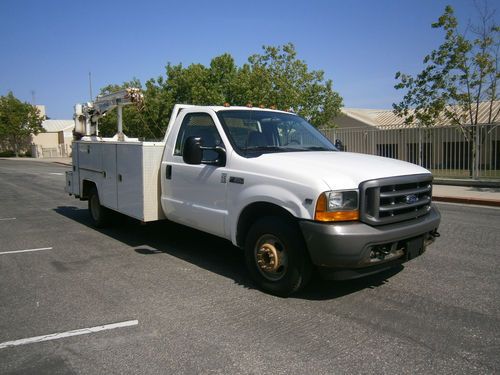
left=66, top=103, right=441, bottom=296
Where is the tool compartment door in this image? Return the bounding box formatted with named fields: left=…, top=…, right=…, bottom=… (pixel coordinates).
left=116, top=143, right=144, bottom=219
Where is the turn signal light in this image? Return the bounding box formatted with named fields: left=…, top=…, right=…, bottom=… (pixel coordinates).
left=314, top=210, right=360, bottom=222
left=314, top=192, right=359, bottom=222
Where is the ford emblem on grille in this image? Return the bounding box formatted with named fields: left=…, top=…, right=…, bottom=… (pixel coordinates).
left=405, top=194, right=418, bottom=204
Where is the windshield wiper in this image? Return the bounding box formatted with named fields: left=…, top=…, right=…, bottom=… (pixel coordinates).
left=243, top=146, right=285, bottom=152
left=302, top=146, right=334, bottom=151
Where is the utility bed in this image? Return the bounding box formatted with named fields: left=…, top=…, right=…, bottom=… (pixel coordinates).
left=66, top=140, right=165, bottom=222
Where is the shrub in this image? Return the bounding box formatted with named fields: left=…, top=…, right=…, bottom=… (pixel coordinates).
left=0, top=150, right=15, bottom=157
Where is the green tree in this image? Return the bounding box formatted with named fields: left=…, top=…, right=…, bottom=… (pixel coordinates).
left=393, top=4, right=499, bottom=178
left=242, top=43, right=343, bottom=126
left=393, top=4, right=499, bottom=126
left=0, top=92, right=44, bottom=156
left=97, top=44, right=342, bottom=139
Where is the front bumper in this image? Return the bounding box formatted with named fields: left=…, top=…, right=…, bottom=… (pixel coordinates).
left=299, top=205, right=441, bottom=280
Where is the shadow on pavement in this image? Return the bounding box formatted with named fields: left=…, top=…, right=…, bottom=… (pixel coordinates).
left=54, top=206, right=403, bottom=300
left=294, top=265, right=403, bottom=301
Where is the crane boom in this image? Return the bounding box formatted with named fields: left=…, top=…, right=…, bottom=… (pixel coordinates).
left=74, top=88, right=143, bottom=141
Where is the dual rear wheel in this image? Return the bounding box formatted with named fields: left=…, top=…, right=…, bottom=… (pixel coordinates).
left=88, top=186, right=111, bottom=228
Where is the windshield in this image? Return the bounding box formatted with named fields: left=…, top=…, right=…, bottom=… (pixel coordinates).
left=216, top=110, right=337, bottom=156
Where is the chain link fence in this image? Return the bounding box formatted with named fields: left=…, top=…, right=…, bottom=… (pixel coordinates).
left=321, top=124, right=500, bottom=180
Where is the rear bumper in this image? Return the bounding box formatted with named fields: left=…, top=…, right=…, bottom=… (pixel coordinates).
left=299, top=205, right=441, bottom=280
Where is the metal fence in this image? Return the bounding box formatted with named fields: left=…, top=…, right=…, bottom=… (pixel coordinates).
left=321, top=124, right=500, bottom=180
left=31, top=144, right=71, bottom=158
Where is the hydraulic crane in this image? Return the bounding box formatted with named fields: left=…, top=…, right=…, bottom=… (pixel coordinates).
left=74, top=88, right=143, bottom=141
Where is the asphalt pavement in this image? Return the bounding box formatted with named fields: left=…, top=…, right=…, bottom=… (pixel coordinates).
left=0, top=159, right=499, bottom=374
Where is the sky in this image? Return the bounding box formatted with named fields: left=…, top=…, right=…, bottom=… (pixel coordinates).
left=0, top=0, right=497, bottom=119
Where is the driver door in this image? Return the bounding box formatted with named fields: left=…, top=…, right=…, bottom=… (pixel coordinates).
left=162, top=111, right=228, bottom=238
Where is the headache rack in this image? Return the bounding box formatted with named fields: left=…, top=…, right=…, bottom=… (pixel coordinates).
left=359, top=174, right=433, bottom=226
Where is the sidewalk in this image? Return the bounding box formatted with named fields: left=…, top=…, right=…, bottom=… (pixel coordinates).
left=432, top=184, right=500, bottom=207
left=2, top=157, right=500, bottom=207
left=0, top=156, right=72, bottom=166
left=37, top=157, right=72, bottom=166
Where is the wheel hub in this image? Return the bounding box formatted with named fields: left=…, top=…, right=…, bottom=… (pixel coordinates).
left=256, top=243, right=281, bottom=272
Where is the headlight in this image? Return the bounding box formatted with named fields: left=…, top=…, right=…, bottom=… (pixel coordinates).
left=314, top=190, right=359, bottom=222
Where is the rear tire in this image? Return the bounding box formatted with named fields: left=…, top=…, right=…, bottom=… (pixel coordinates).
left=88, top=186, right=111, bottom=228
left=244, top=216, right=312, bottom=297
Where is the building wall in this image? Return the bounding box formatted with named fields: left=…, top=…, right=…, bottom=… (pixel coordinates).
left=30, top=131, right=73, bottom=158
left=31, top=132, right=59, bottom=148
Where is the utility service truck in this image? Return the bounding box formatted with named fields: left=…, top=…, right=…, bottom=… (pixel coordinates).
left=65, top=89, right=441, bottom=296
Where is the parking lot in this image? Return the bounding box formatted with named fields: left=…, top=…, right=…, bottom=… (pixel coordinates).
left=1, top=159, right=499, bottom=374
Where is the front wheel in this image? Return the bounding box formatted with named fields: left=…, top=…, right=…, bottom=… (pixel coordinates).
left=244, top=216, right=312, bottom=297
left=88, top=186, right=111, bottom=228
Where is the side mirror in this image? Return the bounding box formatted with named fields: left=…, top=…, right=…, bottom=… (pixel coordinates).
left=182, top=136, right=227, bottom=166
left=183, top=137, right=203, bottom=165
left=210, top=146, right=226, bottom=166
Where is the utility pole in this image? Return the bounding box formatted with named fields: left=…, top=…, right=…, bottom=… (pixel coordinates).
left=89, top=72, right=93, bottom=101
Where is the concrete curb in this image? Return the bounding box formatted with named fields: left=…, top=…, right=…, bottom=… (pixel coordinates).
left=0, top=157, right=72, bottom=166
left=433, top=196, right=500, bottom=207
left=53, top=162, right=72, bottom=166
left=434, top=178, right=500, bottom=188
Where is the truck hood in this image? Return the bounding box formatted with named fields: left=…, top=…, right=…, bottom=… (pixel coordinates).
left=249, top=151, right=431, bottom=190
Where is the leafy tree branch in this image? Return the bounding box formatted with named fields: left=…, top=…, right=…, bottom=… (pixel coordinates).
left=393, top=3, right=499, bottom=128
left=98, top=44, right=342, bottom=139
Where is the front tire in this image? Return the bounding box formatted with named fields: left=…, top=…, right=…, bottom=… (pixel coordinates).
left=88, top=186, right=111, bottom=228
left=244, top=216, right=312, bottom=297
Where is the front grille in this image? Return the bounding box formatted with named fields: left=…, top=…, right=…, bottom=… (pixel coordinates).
left=359, top=174, right=433, bottom=226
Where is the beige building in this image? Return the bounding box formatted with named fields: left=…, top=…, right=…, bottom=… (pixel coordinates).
left=334, top=101, right=500, bottom=129
left=31, top=119, right=74, bottom=158
left=326, top=101, right=500, bottom=179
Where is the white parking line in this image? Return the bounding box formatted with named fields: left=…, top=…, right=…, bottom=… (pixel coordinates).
left=0, top=217, right=16, bottom=221
left=0, top=320, right=139, bottom=349
left=49, top=172, right=63, bottom=176
left=0, top=247, right=53, bottom=255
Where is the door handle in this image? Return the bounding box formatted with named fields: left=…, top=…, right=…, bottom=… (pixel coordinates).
left=166, top=165, right=172, bottom=180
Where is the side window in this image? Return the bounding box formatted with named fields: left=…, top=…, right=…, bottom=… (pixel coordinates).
left=174, top=113, right=223, bottom=161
